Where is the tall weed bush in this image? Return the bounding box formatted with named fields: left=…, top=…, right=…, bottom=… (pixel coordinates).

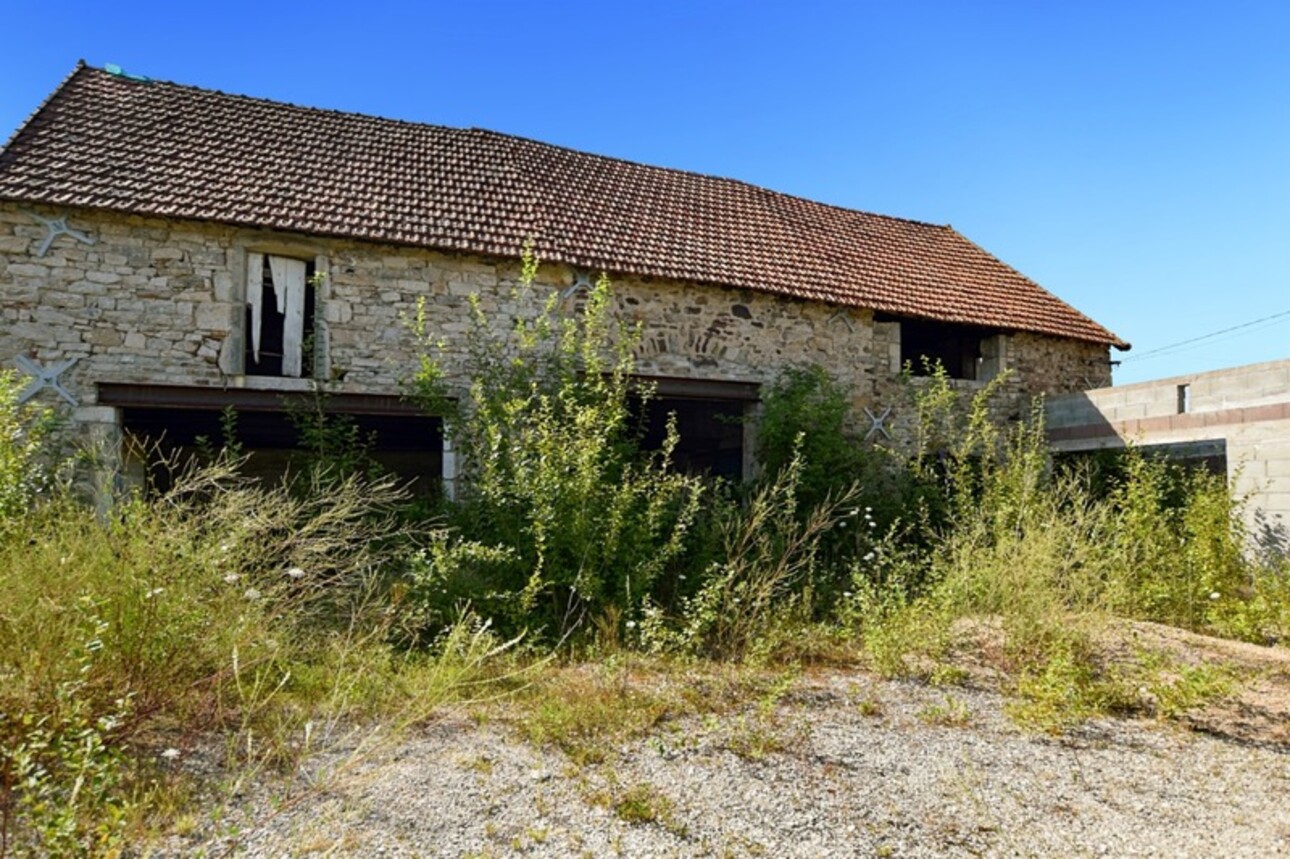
left=409, top=253, right=705, bottom=641
left=0, top=371, right=56, bottom=533
left=756, top=365, right=939, bottom=563
left=641, top=448, right=853, bottom=661
left=849, top=367, right=1288, bottom=716
left=1099, top=454, right=1251, bottom=632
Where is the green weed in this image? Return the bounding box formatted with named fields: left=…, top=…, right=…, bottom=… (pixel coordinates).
left=916, top=695, right=973, bottom=727
left=611, top=782, right=686, bottom=835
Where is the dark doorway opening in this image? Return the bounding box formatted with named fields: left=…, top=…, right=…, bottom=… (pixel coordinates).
left=635, top=396, right=746, bottom=480
left=1054, top=438, right=1228, bottom=503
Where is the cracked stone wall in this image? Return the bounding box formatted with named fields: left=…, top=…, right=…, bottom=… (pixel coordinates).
left=0, top=203, right=1111, bottom=450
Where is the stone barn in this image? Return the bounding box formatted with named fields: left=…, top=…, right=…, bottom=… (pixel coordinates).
left=0, top=63, right=1128, bottom=491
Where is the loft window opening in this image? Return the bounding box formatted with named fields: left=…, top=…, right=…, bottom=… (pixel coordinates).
left=245, top=253, right=316, bottom=377
left=887, top=316, right=1000, bottom=381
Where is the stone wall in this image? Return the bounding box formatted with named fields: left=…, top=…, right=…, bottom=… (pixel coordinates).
left=1, top=202, right=1111, bottom=454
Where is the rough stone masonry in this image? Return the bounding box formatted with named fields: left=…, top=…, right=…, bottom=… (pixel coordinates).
left=0, top=201, right=1112, bottom=479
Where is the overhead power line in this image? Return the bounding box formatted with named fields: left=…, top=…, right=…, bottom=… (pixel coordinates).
left=1121, top=308, right=1290, bottom=363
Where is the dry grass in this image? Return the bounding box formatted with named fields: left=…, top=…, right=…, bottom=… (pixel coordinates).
left=0, top=455, right=521, bottom=856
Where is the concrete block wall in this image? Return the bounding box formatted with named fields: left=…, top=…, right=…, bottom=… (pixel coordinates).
left=1047, top=358, right=1290, bottom=551
left=1050, top=362, right=1290, bottom=429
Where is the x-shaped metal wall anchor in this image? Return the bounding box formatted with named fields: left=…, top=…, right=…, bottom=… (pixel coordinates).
left=16, top=356, right=80, bottom=406
left=560, top=269, right=594, bottom=304
left=864, top=405, right=892, bottom=441
left=25, top=210, right=96, bottom=257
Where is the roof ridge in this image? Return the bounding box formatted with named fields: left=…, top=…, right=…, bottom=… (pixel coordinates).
left=61, top=63, right=949, bottom=236
left=78, top=63, right=472, bottom=135
left=0, top=60, right=87, bottom=160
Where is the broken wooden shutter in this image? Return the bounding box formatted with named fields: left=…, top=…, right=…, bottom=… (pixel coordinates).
left=246, top=252, right=264, bottom=363
left=268, top=256, right=307, bottom=377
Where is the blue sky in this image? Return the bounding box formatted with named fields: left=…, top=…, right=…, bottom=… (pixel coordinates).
left=3, top=1, right=1287, bottom=384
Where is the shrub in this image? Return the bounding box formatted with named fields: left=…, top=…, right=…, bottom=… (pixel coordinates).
left=653, top=448, right=853, bottom=661
left=755, top=364, right=942, bottom=580
left=757, top=365, right=861, bottom=506
left=0, top=371, right=57, bottom=533
left=408, top=252, right=706, bottom=642
left=1098, top=452, right=1254, bottom=633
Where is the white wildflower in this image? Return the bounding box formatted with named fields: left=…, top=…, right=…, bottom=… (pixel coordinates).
left=625, top=620, right=637, bottom=629
left=223, top=573, right=240, bottom=584
left=161, top=748, right=181, bottom=761
left=1209, top=591, right=1220, bottom=601
left=286, top=567, right=306, bottom=580
left=244, top=588, right=262, bottom=601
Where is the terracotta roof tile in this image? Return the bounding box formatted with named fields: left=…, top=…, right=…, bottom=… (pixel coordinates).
left=0, top=63, right=1127, bottom=348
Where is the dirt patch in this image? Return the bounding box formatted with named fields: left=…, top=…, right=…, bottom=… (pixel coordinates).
left=1106, top=618, right=1290, bottom=747
left=951, top=614, right=1290, bottom=747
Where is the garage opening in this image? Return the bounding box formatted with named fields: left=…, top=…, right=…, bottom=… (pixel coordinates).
left=1054, top=438, right=1228, bottom=502
left=100, top=385, right=443, bottom=495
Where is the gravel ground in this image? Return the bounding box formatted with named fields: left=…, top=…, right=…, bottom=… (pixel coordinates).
left=159, top=669, right=1290, bottom=858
